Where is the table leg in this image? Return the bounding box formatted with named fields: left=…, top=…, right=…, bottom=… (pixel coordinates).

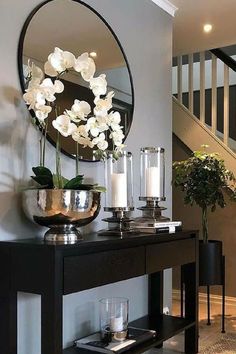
left=0, top=247, right=17, bottom=354
left=183, top=263, right=198, bottom=354
left=148, top=271, right=163, bottom=348
left=41, top=251, right=63, bottom=354
left=181, top=268, right=184, bottom=317
left=0, top=292, right=17, bottom=354
left=41, top=288, right=63, bottom=354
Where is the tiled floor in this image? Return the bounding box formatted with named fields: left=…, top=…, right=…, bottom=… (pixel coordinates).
left=146, top=296, right=236, bottom=353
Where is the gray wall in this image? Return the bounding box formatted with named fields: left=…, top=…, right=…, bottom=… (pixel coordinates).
left=173, top=135, right=236, bottom=297
left=0, top=0, right=173, bottom=352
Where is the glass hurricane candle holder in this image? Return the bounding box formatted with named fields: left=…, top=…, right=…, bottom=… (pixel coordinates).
left=99, top=151, right=137, bottom=236
left=134, top=147, right=169, bottom=229
left=140, top=147, right=165, bottom=201
left=99, top=297, right=129, bottom=342
left=105, top=151, right=133, bottom=208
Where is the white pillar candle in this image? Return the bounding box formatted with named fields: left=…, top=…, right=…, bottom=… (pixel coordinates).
left=111, top=173, right=127, bottom=207
left=145, top=167, right=160, bottom=197
left=111, top=316, right=123, bottom=332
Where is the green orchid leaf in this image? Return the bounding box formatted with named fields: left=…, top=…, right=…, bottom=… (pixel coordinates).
left=61, top=176, right=69, bottom=188
left=63, top=175, right=84, bottom=190
left=32, top=166, right=52, bottom=177
left=31, top=175, right=54, bottom=188
left=91, top=185, right=106, bottom=193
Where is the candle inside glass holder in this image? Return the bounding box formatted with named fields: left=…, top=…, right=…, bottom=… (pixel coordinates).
left=104, top=152, right=133, bottom=209
left=99, top=297, right=129, bottom=342
left=140, top=147, right=165, bottom=200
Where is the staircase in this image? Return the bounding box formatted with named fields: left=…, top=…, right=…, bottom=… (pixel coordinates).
left=173, top=47, right=236, bottom=175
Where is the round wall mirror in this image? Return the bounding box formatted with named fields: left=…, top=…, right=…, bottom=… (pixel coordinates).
left=18, top=0, right=134, bottom=161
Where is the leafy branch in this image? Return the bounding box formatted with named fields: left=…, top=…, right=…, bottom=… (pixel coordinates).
left=172, top=146, right=236, bottom=242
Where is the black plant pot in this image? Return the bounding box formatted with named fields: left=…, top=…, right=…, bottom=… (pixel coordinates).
left=199, top=240, right=223, bottom=286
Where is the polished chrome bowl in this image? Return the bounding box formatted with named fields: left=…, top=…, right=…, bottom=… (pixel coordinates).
left=22, top=189, right=101, bottom=243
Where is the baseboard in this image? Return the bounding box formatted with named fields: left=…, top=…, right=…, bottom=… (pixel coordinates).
left=173, top=289, right=236, bottom=307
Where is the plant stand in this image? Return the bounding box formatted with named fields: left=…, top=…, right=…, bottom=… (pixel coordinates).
left=180, top=255, right=225, bottom=333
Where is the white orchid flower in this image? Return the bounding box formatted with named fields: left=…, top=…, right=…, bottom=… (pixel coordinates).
left=110, top=129, right=125, bottom=147
left=44, top=61, right=58, bottom=77
left=89, top=74, right=107, bottom=96
left=25, top=60, right=44, bottom=83
left=108, top=111, right=122, bottom=131
left=54, top=80, right=64, bottom=93
left=72, top=125, right=94, bottom=148
left=77, top=136, right=94, bottom=148
left=31, top=64, right=44, bottom=82
left=28, top=78, right=41, bottom=89
left=86, top=117, right=101, bottom=137
left=114, top=139, right=124, bottom=147
left=39, top=78, right=57, bottom=102
left=38, top=78, right=63, bottom=103
left=96, top=116, right=109, bottom=132
left=52, top=115, right=77, bottom=137
left=74, top=53, right=96, bottom=81
left=35, top=105, right=52, bottom=121
left=92, top=133, right=108, bottom=151
left=48, top=47, right=75, bottom=73
left=22, top=48, right=125, bottom=158
left=94, top=91, right=114, bottom=117
left=23, top=88, right=39, bottom=110
left=66, top=100, right=91, bottom=122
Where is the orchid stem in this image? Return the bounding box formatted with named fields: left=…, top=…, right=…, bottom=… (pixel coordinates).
left=56, top=130, right=62, bottom=188
left=39, top=137, right=43, bottom=167
left=76, top=142, right=79, bottom=176
left=42, top=122, right=48, bottom=167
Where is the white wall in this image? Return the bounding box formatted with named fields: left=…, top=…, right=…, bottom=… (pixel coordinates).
left=0, top=0, right=173, bottom=352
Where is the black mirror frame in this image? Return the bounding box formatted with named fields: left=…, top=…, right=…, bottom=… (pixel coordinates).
left=17, top=0, right=134, bottom=162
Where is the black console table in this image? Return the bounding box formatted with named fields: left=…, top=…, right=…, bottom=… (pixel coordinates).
left=0, top=230, right=198, bottom=354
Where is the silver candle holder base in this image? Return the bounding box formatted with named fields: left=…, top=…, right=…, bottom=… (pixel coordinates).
left=98, top=207, right=138, bottom=237
left=133, top=197, right=170, bottom=231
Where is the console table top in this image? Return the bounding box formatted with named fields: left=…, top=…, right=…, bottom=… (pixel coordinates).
left=0, top=229, right=197, bottom=250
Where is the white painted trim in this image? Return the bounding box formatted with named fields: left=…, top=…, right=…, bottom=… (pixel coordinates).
left=151, top=0, right=178, bottom=17
left=173, top=96, right=236, bottom=160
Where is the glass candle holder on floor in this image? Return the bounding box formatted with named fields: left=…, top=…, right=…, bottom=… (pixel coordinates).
left=99, top=297, right=129, bottom=342
left=98, top=151, right=137, bottom=236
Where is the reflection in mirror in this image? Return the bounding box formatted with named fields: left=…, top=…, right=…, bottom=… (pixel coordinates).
left=18, top=0, right=134, bottom=161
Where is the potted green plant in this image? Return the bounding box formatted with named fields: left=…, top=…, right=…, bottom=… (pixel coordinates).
left=172, top=145, right=236, bottom=285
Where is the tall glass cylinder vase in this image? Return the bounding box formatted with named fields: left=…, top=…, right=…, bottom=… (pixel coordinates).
left=99, top=297, right=129, bottom=342
left=99, top=151, right=136, bottom=236
left=133, top=147, right=169, bottom=229
left=105, top=151, right=133, bottom=209
left=140, top=147, right=165, bottom=201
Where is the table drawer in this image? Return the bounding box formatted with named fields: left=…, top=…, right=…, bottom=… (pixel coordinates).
left=63, top=246, right=145, bottom=294
left=146, top=239, right=196, bottom=273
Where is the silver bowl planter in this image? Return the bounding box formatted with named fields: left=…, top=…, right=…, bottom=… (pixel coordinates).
left=22, top=189, right=101, bottom=243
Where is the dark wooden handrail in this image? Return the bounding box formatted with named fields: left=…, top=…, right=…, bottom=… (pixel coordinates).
left=210, top=48, right=236, bottom=72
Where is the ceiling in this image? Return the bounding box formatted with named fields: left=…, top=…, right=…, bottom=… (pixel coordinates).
left=171, top=0, right=236, bottom=57
left=23, top=0, right=125, bottom=71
